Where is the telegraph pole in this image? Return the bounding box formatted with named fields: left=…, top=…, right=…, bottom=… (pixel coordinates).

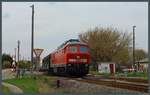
left=17, top=40, right=20, bottom=62
left=15, top=48, right=16, bottom=62
left=30, top=5, right=34, bottom=72
left=16, top=40, right=20, bottom=77
left=133, top=25, right=136, bottom=71
left=14, top=48, right=17, bottom=68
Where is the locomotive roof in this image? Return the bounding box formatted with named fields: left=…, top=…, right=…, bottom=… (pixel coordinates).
left=57, top=39, right=87, bottom=50
left=44, top=39, right=88, bottom=58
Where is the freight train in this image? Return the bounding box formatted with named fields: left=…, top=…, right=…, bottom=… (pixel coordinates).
left=42, top=39, right=90, bottom=76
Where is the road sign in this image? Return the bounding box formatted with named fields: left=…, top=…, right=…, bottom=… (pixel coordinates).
left=33, top=48, right=43, bottom=57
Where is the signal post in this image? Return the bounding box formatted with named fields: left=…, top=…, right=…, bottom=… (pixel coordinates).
left=33, top=48, right=43, bottom=71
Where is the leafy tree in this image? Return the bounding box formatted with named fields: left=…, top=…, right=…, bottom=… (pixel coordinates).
left=79, top=27, right=132, bottom=71
left=2, top=53, right=13, bottom=63
left=135, top=49, right=148, bottom=61
left=2, top=54, right=13, bottom=69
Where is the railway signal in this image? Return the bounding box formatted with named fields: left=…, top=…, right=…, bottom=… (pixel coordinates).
left=33, top=48, right=43, bottom=57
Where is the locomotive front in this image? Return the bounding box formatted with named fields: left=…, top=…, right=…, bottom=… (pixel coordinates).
left=65, top=42, right=90, bottom=76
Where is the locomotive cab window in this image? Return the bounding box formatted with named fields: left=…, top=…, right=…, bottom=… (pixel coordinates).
left=80, top=46, right=88, bottom=53
left=68, top=46, right=77, bottom=53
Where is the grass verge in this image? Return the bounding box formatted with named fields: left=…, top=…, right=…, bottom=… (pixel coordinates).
left=127, top=72, right=148, bottom=79
left=3, top=75, right=58, bottom=93
left=3, top=76, right=39, bottom=93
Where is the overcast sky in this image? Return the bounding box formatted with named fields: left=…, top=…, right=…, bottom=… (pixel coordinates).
left=2, top=2, right=148, bottom=60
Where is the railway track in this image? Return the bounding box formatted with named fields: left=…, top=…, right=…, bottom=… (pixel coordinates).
left=76, top=77, right=148, bottom=93
left=47, top=74, right=148, bottom=93
left=109, top=77, right=148, bottom=84
left=85, top=74, right=148, bottom=83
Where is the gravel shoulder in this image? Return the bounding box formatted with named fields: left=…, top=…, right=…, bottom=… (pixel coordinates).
left=57, top=77, right=148, bottom=94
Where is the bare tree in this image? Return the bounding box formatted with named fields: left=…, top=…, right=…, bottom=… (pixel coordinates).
left=79, top=27, right=132, bottom=71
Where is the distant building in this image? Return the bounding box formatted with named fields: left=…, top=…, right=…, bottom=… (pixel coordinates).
left=98, top=62, right=116, bottom=74
left=136, top=58, right=148, bottom=72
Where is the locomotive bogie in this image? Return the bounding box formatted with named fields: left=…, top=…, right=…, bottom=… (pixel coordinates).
left=66, top=63, right=89, bottom=76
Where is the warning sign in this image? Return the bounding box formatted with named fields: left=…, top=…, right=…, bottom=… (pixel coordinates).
left=33, top=48, right=44, bottom=57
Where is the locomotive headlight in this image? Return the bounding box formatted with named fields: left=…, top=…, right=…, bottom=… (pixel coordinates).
left=68, top=64, right=71, bottom=66
left=80, top=59, right=87, bottom=62
left=68, top=59, right=76, bottom=62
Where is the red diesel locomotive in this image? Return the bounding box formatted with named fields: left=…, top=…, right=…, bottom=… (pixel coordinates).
left=42, top=39, right=90, bottom=76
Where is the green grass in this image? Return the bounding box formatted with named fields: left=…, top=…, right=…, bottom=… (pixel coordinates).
left=3, top=76, right=39, bottom=93
left=89, top=71, right=101, bottom=75
left=126, top=72, right=148, bottom=78
left=3, top=75, right=57, bottom=93
left=2, top=85, right=10, bottom=94
left=3, top=74, right=103, bottom=93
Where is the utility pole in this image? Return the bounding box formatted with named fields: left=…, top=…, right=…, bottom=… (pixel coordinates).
left=16, top=40, right=20, bottom=78
left=133, top=25, right=136, bottom=71
left=14, top=48, right=17, bottom=68
left=15, top=48, right=16, bottom=62
left=17, top=40, right=20, bottom=62
left=30, top=4, right=34, bottom=72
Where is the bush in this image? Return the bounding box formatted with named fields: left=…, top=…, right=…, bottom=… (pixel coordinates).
left=18, top=60, right=32, bottom=69
left=89, top=70, right=101, bottom=75
left=127, top=72, right=148, bottom=77
left=2, top=61, right=12, bottom=69
left=103, top=73, right=111, bottom=78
